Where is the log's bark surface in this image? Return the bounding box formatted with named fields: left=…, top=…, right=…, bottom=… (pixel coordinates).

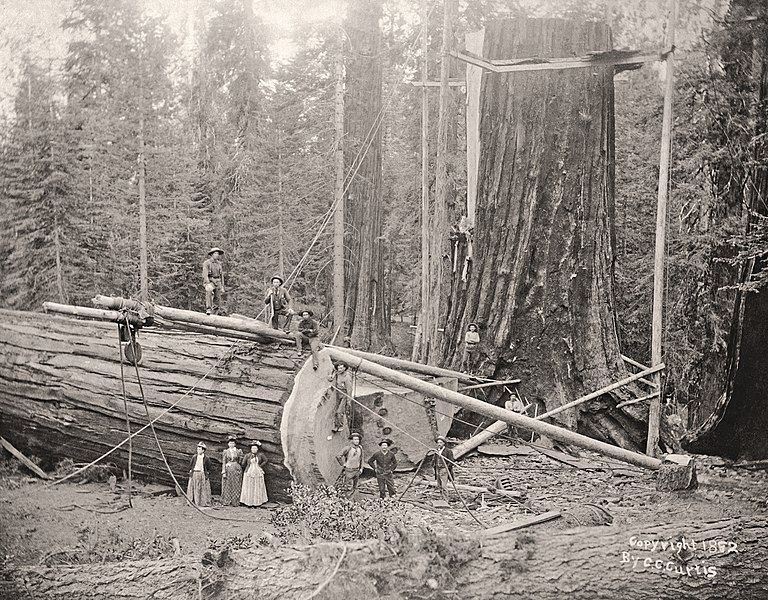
left=343, top=0, right=390, bottom=352
left=440, top=19, right=644, bottom=449
left=0, top=310, right=296, bottom=499
left=12, top=517, right=768, bottom=599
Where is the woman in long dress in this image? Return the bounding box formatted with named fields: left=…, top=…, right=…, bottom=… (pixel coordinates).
left=186, top=441, right=212, bottom=507
left=240, top=441, right=268, bottom=507
left=220, top=435, right=243, bottom=506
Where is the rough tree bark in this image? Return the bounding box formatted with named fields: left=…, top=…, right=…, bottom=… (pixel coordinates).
left=440, top=19, right=644, bottom=448
left=10, top=517, right=767, bottom=599
left=343, top=0, right=390, bottom=352
left=0, top=310, right=295, bottom=499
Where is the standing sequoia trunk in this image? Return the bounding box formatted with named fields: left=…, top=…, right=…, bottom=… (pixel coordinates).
left=343, top=0, right=390, bottom=351
left=10, top=517, right=768, bottom=599
left=441, top=19, right=642, bottom=448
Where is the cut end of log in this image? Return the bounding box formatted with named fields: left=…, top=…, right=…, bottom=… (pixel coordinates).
left=656, top=456, right=698, bottom=492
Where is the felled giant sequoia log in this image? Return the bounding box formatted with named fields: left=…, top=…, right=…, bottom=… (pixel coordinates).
left=12, top=517, right=768, bottom=599
left=440, top=19, right=646, bottom=449
left=0, top=309, right=296, bottom=499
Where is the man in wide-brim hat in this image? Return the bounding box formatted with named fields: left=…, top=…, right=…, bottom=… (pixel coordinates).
left=336, top=431, right=364, bottom=499
left=367, top=438, right=398, bottom=499
left=433, top=435, right=455, bottom=494
left=203, top=247, right=225, bottom=316
left=264, top=275, right=294, bottom=332
left=187, top=441, right=213, bottom=507
left=460, top=322, right=481, bottom=372
left=294, top=309, right=321, bottom=370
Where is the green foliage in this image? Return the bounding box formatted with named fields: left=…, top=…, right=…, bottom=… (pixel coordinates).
left=271, top=484, right=408, bottom=543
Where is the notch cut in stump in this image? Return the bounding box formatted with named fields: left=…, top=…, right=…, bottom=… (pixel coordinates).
left=656, top=455, right=698, bottom=492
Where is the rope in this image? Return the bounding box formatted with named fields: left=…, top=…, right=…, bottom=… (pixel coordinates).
left=254, top=0, right=441, bottom=320
left=47, top=340, right=240, bottom=488
left=122, top=317, right=252, bottom=523
left=116, top=324, right=133, bottom=509
left=439, top=451, right=486, bottom=529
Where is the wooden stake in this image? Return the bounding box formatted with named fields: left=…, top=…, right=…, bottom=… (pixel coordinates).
left=0, top=436, right=49, bottom=479
left=327, top=348, right=662, bottom=470
left=333, top=27, right=345, bottom=333
left=648, top=0, right=677, bottom=457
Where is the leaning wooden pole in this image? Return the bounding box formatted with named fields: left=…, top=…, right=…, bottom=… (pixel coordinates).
left=327, top=348, right=662, bottom=470
left=647, top=0, right=677, bottom=457
left=453, top=363, right=665, bottom=459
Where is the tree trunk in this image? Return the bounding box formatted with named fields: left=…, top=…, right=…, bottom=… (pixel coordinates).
left=10, top=517, right=767, bottom=599
left=0, top=310, right=295, bottom=500
left=343, top=0, right=390, bottom=351
left=440, top=19, right=643, bottom=448
left=333, top=29, right=346, bottom=333
left=685, top=1, right=768, bottom=461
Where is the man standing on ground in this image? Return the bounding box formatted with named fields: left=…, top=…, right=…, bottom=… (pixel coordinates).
left=264, top=276, right=294, bottom=331
left=336, top=431, right=364, bottom=498
left=432, top=435, right=455, bottom=494
left=203, top=248, right=225, bottom=315
left=368, top=438, right=397, bottom=499
left=294, top=309, right=321, bottom=370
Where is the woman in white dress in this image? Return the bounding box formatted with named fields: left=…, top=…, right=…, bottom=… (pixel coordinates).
left=240, top=440, right=268, bottom=507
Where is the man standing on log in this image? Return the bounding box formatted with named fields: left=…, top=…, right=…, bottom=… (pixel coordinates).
left=432, top=436, right=455, bottom=494
left=203, top=248, right=225, bottom=315
left=336, top=431, right=364, bottom=498
left=294, top=309, right=321, bottom=370
left=264, top=276, right=294, bottom=331
left=367, top=438, right=397, bottom=499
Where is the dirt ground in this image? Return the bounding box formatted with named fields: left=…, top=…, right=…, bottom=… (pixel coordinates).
left=2, top=439, right=766, bottom=576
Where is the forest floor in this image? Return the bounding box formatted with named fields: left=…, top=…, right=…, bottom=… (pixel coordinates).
left=1, top=440, right=766, bottom=576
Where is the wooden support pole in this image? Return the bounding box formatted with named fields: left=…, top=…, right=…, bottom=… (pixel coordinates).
left=451, top=49, right=667, bottom=73
left=327, top=348, right=662, bottom=470
left=647, top=0, right=677, bottom=457
left=459, top=378, right=521, bottom=391
left=621, top=354, right=658, bottom=388
left=0, top=436, right=49, bottom=479
left=453, top=364, right=664, bottom=459
left=44, top=302, right=126, bottom=323
left=616, top=391, right=660, bottom=410
left=414, top=0, right=430, bottom=362
left=332, top=26, right=345, bottom=333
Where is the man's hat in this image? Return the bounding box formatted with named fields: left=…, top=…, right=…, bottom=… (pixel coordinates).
left=300, top=309, right=314, bottom=317
left=250, top=440, right=262, bottom=447
left=349, top=431, right=362, bottom=440
left=270, top=275, right=284, bottom=284
left=467, top=322, right=478, bottom=329
left=208, top=247, right=224, bottom=256
left=197, top=441, right=207, bottom=449
left=227, top=435, right=237, bottom=442
left=379, top=438, right=394, bottom=447
left=436, top=435, right=447, bottom=443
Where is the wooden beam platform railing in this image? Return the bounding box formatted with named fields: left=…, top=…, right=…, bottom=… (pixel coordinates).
left=327, top=348, right=662, bottom=471
left=451, top=48, right=670, bottom=74
left=453, top=363, right=665, bottom=459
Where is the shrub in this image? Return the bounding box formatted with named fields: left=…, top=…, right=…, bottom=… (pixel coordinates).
left=271, top=484, right=409, bottom=543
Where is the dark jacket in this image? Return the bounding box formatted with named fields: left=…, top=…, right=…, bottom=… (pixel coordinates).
left=241, top=452, right=266, bottom=469
left=297, top=317, right=319, bottom=338
left=188, top=453, right=213, bottom=479
left=203, top=258, right=223, bottom=283
left=432, top=447, right=455, bottom=478
left=368, top=450, right=398, bottom=475
left=264, top=286, right=292, bottom=311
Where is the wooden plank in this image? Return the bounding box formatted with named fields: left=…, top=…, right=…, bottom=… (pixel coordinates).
left=452, top=49, right=666, bottom=73
left=534, top=446, right=605, bottom=470
left=480, top=510, right=562, bottom=537
left=459, top=378, right=521, bottom=391
left=0, top=436, right=49, bottom=479
left=414, top=478, right=524, bottom=499
left=410, top=80, right=466, bottom=87
left=648, top=0, right=678, bottom=457
left=616, top=391, right=660, bottom=409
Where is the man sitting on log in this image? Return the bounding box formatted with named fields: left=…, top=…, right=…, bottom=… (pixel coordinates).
left=264, top=276, right=294, bottom=331
left=368, top=438, right=397, bottom=499
left=203, top=248, right=225, bottom=315
left=294, top=309, right=321, bottom=370
left=336, top=431, right=364, bottom=498
left=432, top=436, right=455, bottom=494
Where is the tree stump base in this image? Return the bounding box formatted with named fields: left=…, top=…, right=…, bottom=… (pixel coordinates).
left=656, top=455, right=698, bottom=491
